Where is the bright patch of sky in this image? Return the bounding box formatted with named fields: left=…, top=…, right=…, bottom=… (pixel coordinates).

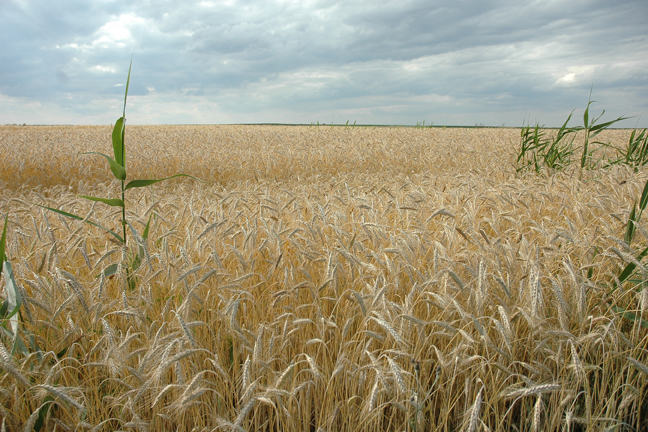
left=1, top=0, right=647, bottom=126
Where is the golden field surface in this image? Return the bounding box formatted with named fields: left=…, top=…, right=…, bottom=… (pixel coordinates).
left=0, top=125, right=647, bottom=431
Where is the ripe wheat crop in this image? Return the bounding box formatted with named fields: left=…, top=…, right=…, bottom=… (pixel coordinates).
left=0, top=123, right=647, bottom=431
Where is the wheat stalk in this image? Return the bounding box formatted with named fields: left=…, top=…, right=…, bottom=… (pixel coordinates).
left=533, top=395, right=543, bottom=432
left=466, top=385, right=483, bottom=432
left=35, top=385, right=85, bottom=413
left=234, top=397, right=257, bottom=428
left=22, top=403, right=49, bottom=432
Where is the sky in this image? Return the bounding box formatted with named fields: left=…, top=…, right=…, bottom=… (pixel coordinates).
left=1, top=0, right=647, bottom=127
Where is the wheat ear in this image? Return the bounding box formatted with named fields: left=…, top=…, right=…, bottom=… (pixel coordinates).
left=466, top=385, right=483, bottom=432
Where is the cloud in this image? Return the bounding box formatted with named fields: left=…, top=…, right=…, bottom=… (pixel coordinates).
left=1, top=0, right=647, bottom=126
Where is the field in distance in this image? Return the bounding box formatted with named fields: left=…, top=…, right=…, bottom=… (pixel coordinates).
left=0, top=125, right=646, bottom=431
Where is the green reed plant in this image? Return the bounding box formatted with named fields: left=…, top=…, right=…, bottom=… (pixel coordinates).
left=516, top=95, right=628, bottom=174
left=0, top=210, right=39, bottom=358
left=0, top=211, right=21, bottom=344
left=578, top=96, right=628, bottom=171
left=607, top=128, right=648, bottom=169
left=37, top=58, right=197, bottom=289
left=515, top=122, right=545, bottom=173
left=608, top=178, right=648, bottom=329
left=516, top=112, right=578, bottom=174
left=546, top=112, right=578, bottom=169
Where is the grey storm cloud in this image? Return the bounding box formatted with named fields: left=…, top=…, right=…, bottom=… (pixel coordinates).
left=1, top=0, right=647, bottom=126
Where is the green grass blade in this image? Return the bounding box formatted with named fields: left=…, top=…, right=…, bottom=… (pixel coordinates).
left=583, top=100, right=592, bottom=129
left=588, top=116, right=630, bottom=137
left=557, top=112, right=575, bottom=136
left=0, top=213, right=11, bottom=319
left=125, top=174, right=200, bottom=191
left=124, top=56, right=132, bottom=118
left=639, top=179, right=648, bottom=214
left=34, top=204, right=124, bottom=243
left=612, top=306, right=648, bottom=329
left=7, top=330, right=29, bottom=356
left=638, top=130, right=648, bottom=165
left=80, top=152, right=126, bottom=180
left=625, top=202, right=637, bottom=245
left=0, top=212, right=7, bottom=267
left=80, top=195, right=125, bottom=208
left=27, top=332, right=42, bottom=360
left=34, top=398, right=54, bottom=432
left=618, top=245, right=648, bottom=285
left=2, top=261, right=22, bottom=335
left=112, top=117, right=125, bottom=167
left=101, top=263, right=119, bottom=278
left=131, top=250, right=143, bottom=272
left=142, top=214, right=152, bottom=240
left=126, top=220, right=140, bottom=242
left=125, top=221, right=146, bottom=288
left=120, top=57, right=132, bottom=171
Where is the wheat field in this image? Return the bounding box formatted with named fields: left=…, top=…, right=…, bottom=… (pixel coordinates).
left=0, top=125, right=647, bottom=431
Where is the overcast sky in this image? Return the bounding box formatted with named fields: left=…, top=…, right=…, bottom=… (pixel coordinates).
left=1, top=0, right=647, bottom=127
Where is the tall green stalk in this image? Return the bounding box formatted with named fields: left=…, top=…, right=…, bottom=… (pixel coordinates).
left=1, top=210, right=38, bottom=358
left=516, top=94, right=629, bottom=175
left=608, top=178, right=648, bottom=330
left=579, top=91, right=628, bottom=172
left=120, top=61, right=130, bottom=247
left=36, top=57, right=198, bottom=288
left=606, top=128, right=648, bottom=169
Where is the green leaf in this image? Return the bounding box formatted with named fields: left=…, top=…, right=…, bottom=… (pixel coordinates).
left=0, top=212, right=7, bottom=271
left=556, top=111, right=577, bottom=138
left=3, top=261, right=22, bottom=335
left=126, top=220, right=139, bottom=240
left=131, top=253, right=143, bottom=273
left=102, top=263, right=119, bottom=278
left=80, top=195, right=125, bottom=208
left=56, top=346, right=68, bottom=359
left=34, top=204, right=124, bottom=244
left=80, top=152, right=126, bottom=180
left=0, top=299, right=8, bottom=318
left=588, top=115, right=629, bottom=136
left=618, top=245, right=648, bottom=285
left=128, top=274, right=138, bottom=291
left=639, top=179, right=648, bottom=213
left=34, top=398, right=54, bottom=432
left=125, top=174, right=200, bottom=190
left=143, top=214, right=152, bottom=240
left=112, top=117, right=125, bottom=167
left=612, top=306, right=648, bottom=329
left=28, top=332, right=42, bottom=360
left=583, top=100, right=592, bottom=128
left=124, top=56, right=132, bottom=118
left=10, top=332, right=29, bottom=356
left=126, top=221, right=145, bottom=273
left=118, top=56, right=132, bottom=171
left=626, top=202, right=637, bottom=245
